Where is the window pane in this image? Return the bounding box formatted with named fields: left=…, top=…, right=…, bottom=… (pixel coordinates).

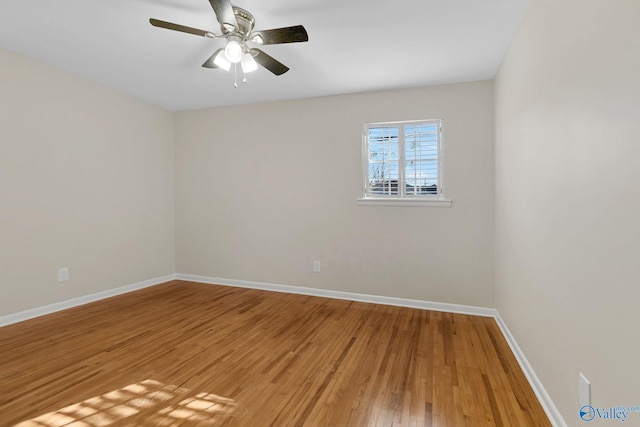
left=404, top=123, right=438, bottom=196
left=368, top=126, right=400, bottom=195
left=368, top=127, right=398, bottom=161
left=369, top=161, right=399, bottom=195
left=406, top=179, right=437, bottom=195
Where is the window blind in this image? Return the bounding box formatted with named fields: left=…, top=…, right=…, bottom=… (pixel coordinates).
left=364, top=120, right=442, bottom=198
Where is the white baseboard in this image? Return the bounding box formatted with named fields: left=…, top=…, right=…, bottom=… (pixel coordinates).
left=175, top=273, right=497, bottom=317
left=494, top=313, right=567, bottom=427
left=0, top=274, right=176, bottom=327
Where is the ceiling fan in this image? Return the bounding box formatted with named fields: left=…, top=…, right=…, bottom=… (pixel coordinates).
left=150, top=0, right=308, bottom=83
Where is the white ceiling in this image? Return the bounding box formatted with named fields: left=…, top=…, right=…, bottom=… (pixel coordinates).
left=0, top=0, right=527, bottom=111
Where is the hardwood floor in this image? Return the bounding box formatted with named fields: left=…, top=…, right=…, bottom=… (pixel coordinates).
left=0, top=281, right=551, bottom=426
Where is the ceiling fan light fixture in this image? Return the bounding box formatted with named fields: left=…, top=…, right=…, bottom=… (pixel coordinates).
left=213, top=50, right=231, bottom=71
left=224, top=39, right=243, bottom=63
left=241, top=52, right=258, bottom=73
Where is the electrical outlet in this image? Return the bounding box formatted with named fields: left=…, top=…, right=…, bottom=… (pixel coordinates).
left=313, top=260, right=321, bottom=273
left=58, top=267, right=69, bottom=282
left=579, top=372, right=591, bottom=407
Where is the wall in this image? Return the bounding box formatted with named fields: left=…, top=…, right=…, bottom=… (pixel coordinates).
left=0, top=48, right=175, bottom=316
left=494, top=0, right=640, bottom=424
left=175, top=81, right=494, bottom=307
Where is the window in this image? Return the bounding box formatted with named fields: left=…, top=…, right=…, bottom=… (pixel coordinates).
left=360, top=119, right=450, bottom=206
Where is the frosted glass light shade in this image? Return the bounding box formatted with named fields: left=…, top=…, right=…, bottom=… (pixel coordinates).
left=224, top=40, right=243, bottom=64
left=213, top=50, right=231, bottom=71
left=241, top=53, right=258, bottom=73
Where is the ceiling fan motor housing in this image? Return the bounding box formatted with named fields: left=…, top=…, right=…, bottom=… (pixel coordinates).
left=224, top=7, right=255, bottom=37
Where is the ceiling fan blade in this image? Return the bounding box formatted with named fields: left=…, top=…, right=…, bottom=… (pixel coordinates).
left=209, top=0, right=238, bottom=32
left=252, top=49, right=289, bottom=75
left=202, top=49, right=224, bottom=69
left=150, top=18, right=214, bottom=38
left=251, top=25, right=308, bottom=45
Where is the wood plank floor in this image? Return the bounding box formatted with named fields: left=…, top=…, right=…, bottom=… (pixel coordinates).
left=0, top=280, right=551, bottom=426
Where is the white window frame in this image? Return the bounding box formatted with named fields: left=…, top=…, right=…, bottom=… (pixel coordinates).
left=358, top=119, right=452, bottom=207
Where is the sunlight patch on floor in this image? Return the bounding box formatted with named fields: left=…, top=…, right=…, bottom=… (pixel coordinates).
left=15, top=379, right=236, bottom=426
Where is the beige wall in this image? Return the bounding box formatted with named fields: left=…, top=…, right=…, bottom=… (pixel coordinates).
left=1, top=48, right=494, bottom=317
left=495, top=0, right=640, bottom=424
left=0, top=48, right=175, bottom=316
left=175, top=81, right=495, bottom=307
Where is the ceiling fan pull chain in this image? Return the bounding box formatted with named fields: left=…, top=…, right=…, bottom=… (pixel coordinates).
left=234, top=63, right=238, bottom=88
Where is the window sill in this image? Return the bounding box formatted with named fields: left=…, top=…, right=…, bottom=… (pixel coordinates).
left=356, top=198, right=452, bottom=207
